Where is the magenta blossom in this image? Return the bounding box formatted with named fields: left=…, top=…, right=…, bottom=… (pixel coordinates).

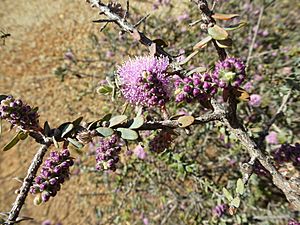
left=134, top=145, right=147, bottom=160
left=248, top=94, right=262, bottom=107
left=118, top=56, right=173, bottom=107
left=266, top=131, right=278, bottom=144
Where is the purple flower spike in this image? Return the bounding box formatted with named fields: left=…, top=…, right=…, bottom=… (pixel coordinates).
left=30, top=149, right=74, bottom=203
left=213, top=57, right=246, bottom=88
left=118, top=56, right=173, bottom=107
left=95, top=135, right=122, bottom=171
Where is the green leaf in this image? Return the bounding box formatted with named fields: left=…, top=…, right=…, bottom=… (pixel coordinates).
left=208, top=25, right=229, bottom=40
left=178, top=116, right=195, bottom=128
left=224, top=21, right=247, bottom=31
left=109, top=115, right=128, bottom=128
left=222, top=187, right=233, bottom=201
left=44, top=121, right=51, bottom=137
left=231, top=196, right=241, bottom=208
left=216, top=38, right=233, bottom=48
left=0, top=95, right=8, bottom=102
left=87, top=120, right=101, bottom=131
left=117, top=128, right=138, bottom=140
left=3, top=132, right=21, bottom=151
left=72, top=116, right=83, bottom=127
left=236, top=178, right=245, bottom=195
left=67, top=138, right=83, bottom=149
left=18, top=131, right=28, bottom=140
left=96, top=127, right=114, bottom=137
left=193, top=36, right=212, bottom=50
left=61, top=123, right=74, bottom=138
left=102, top=113, right=112, bottom=122
left=97, top=85, right=113, bottom=95
left=129, top=116, right=144, bottom=129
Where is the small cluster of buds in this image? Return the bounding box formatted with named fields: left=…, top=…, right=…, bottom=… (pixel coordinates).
left=0, top=95, right=39, bottom=131
left=174, top=73, right=218, bottom=104
left=273, top=143, right=300, bottom=166
left=30, top=149, right=74, bottom=203
left=149, top=130, right=173, bottom=153
left=212, top=57, right=246, bottom=88
left=95, top=135, right=122, bottom=171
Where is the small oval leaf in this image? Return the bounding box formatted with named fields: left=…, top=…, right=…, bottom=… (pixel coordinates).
left=193, top=36, right=212, bottom=50
left=44, top=121, right=51, bottom=137
left=96, top=127, right=114, bottom=137
left=208, top=25, right=229, bottom=40
left=97, top=85, right=113, bottom=95
left=236, top=178, right=245, bottom=195
left=61, top=124, right=74, bottom=138
left=178, top=116, right=195, bottom=128
left=117, top=128, right=138, bottom=140
left=216, top=38, right=233, bottom=48
left=3, top=132, right=21, bottom=151
left=72, top=117, right=83, bottom=127
left=0, top=95, right=8, bottom=102
left=109, top=115, right=128, bottom=128
left=129, top=116, right=144, bottom=129
left=231, top=196, right=241, bottom=208
left=67, top=138, right=83, bottom=149
left=18, top=131, right=28, bottom=140
left=222, top=187, right=233, bottom=201
left=212, top=13, right=239, bottom=20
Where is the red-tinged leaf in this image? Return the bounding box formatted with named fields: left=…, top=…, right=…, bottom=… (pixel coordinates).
left=208, top=25, right=229, bottom=40
left=193, top=36, right=212, bottom=50
left=212, top=13, right=239, bottom=21
left=233, top=87, right=250, bottom=102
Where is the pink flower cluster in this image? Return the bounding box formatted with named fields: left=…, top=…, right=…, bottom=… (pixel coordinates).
left=118, top=56, right=173, bottom=107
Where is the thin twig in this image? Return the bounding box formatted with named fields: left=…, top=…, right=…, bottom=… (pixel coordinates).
left=87, top=0, right=173, bottom=59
